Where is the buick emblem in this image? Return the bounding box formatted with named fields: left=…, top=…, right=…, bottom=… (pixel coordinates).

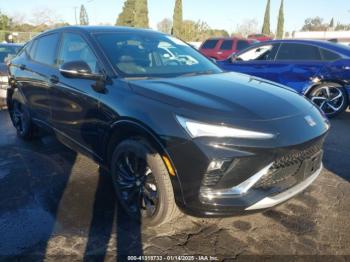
left=305, top=115, right=316, bottom=127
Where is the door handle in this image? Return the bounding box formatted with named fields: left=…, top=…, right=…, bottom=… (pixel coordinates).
left=19, top=64, right=26, bottom=70
left=49, top=75, right=59, bottom=84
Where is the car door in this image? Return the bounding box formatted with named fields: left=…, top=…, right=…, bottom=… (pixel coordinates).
left=13, top=33, right=60, bottom=122
left=265, top=43, right=327, bottom=92
left=50, top=32, right=105, bottom=158
left=218, top=43, right=280, bottom=79
left=216, top=39, right=234, bottom=60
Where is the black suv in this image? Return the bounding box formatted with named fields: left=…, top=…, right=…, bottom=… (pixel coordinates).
left=7, top=26, right=329, bottom=226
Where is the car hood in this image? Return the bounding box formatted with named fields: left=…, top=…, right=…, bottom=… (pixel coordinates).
left=129, top=72, right=314, bottom=121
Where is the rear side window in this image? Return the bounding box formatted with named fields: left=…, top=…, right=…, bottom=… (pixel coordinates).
left=32, top=33, right=59, bottom=66
left=320, top=48, right=341, bottom=61
left=201, top=40, right=219, bottom=49
left=276, top=43, right=322, bottom=60
left=220, top=40, right=233, bottom=50
left=236, top=40, right=250, bottom=51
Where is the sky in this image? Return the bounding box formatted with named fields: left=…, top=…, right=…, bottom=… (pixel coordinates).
left=1, top=0, right=350, bottom=34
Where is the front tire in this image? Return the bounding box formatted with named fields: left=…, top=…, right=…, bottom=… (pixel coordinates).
left=110, top=138, right=181, bottom=226
left=308, top=82, right=348, bottom=118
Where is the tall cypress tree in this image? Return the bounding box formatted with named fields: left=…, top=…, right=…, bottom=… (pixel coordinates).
left=172, top=0, right=183, bottom=37
left=79, top=5, right=89, bottom=25
left=330, top=18, right=334, bottom=28
left=276, top=0, right=284, bottom=39
left=134, top=0, right=149, bottom=28
left=262, top=0, right=271, bottom=35
left=116, top=0, right=136, bottom=27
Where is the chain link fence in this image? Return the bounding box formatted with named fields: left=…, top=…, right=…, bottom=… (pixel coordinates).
left=0, top=31, right=40, bottom=44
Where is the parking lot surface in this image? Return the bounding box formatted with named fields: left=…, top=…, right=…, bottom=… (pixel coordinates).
left=0, top=109, right=349, bottom=260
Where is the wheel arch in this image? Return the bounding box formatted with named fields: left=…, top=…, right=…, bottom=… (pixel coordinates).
left=304, top=80, right=347, bottom=96
left=103, top=118, right=185, bottom=205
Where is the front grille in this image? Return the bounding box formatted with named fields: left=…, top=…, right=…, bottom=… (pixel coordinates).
left=255, top=141, right=323, bottom=188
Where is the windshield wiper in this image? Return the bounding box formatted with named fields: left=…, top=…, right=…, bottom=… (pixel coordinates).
left=178, top=70, right=215, bottom=78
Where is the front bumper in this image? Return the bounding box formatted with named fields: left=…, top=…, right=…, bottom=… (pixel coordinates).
left=246, top=163, right=322, bottom=210
left=168, top=134, right=326, bottom=217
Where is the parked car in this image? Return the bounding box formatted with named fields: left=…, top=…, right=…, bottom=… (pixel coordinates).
left=199, top=37, right=256, bottom=60
left=7, top=27, right=329, bottom=226
left=248, top=34, right=273, bottom=42
left=218, top=39, right=350, bottom=117
left=0, top=43, right=22, bottom=107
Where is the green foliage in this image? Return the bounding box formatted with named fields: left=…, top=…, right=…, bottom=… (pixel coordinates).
left=262, top=0, right=271, bottom=35
left=172, top=0, right=183, bottom=37
left=335, top=22, right=350, bottom=31
left=330, top=18, right=334, bottom=28
left=301, top=17, right=328, bottom=31
left=79, top=5, right=89, bottom=25
left=157, top=18, right=173, bottom=34
left=134, top=0, right=149, bottom=28
left=276, top=0, right=284, bottom=39
left=116, top=0, right=136, bottom=27
left=0, top=11, right=10, bottom=31
left=180, top=20, right=228, bottom=42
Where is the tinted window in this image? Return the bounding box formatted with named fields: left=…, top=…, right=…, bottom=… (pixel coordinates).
left=58, top=33, right=99, bottom=74
left=96, top=33, right=221, bottom=78
left=237, top=40, right=250, bottom=51
left=276, top=43, right=322, bottom=60
left=201, top=40, right=219, bottom=49
left=33, top=33, right=59, bottom=65
left=320, top=48, right=341, bottom=61
left=220, top=40, right=233, bottom=50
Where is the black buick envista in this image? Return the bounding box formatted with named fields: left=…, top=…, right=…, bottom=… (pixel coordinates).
left=7, top=26, right=329, bottom=226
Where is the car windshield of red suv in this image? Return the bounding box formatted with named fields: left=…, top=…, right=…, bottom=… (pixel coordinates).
left=95, top=33, right=221, bottom=78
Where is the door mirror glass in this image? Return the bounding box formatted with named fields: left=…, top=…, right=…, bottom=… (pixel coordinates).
left=60, top=60, right=103, bottom=80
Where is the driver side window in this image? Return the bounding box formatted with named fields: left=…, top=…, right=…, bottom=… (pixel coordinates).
left=58, top=33, right=100, bottom=74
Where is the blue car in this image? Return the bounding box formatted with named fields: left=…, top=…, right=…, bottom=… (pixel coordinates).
left=218, top=40, right=350, bottom=117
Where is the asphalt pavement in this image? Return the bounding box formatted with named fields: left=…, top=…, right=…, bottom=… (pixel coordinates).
left=0, top=109, right=349, bottom=261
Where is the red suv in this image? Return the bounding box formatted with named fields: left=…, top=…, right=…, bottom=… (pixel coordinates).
left=199, top=37, right=255, bottom=60
left=248, top=34, right=273, bottom=42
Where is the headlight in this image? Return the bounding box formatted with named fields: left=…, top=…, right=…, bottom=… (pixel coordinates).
left=176, top=116, right=275, bottom=139
left=0, top=76, right=9, bottom=84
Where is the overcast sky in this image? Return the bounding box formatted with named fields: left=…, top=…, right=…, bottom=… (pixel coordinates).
left=1, top=0, right=350, bottom=33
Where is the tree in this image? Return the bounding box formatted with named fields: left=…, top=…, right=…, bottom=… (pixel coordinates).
left=235, top=19, right=259, bottom=37
left=335, top=22, right=350, bottom=31
left=79, top=5, right=89, bottom=25
left=301, top=17, right=328, bottom=31
left=116, top=0, right=136, bottom=27
left=330, top=18, right=334, bottom=28
left=262, top=0, right=271, bottom=35
left=0, top=11, right=10, bottom=31
left=276, top=0, right=284, bottom=39
left=157, top=18, right=172, bottom=34
left=172, top=0, right=183, bottom=37
left=134, top=0, right=149, bottom=28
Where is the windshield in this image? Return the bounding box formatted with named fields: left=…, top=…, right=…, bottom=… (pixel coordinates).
left=95, top=33, right=222, bottom=78
left=0, top=45, right=21, bottom=63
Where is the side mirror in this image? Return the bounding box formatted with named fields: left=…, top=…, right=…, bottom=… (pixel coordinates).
left=59, top=61, right=104, bottom=81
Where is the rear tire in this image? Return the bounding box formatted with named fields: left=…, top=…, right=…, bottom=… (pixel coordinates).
left=307, top=82, right=348, bottom=118
left=110, top=138, right=181, bottom=226
left=9, top=100, right=35, bottom=140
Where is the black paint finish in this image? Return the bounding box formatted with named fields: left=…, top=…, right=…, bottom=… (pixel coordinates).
left=7, top=26, right=329, bottom=217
